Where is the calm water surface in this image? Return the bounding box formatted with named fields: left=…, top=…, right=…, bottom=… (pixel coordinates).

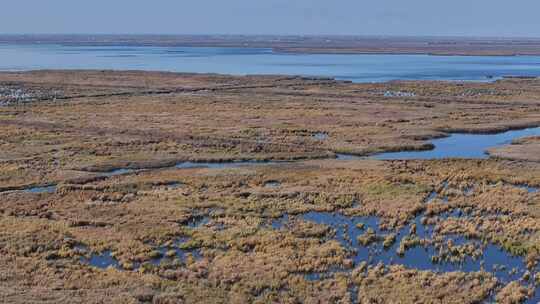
left=2, top=44, right=540, bottom=82
left=376, top=127, right=540, bottom=159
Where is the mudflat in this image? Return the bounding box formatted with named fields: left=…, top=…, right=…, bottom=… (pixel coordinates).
left=1, top=70, right=540, bottom=303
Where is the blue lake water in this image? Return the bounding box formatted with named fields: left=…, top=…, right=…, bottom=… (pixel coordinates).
left=1, top=44, right=540, bottom=82
left=375, top=127, right=540, bottom=160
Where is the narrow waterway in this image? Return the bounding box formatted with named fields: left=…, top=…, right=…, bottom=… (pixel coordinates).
left=375, top=127, right=540, bottom=160
left=7, top=126, right=540, bottom=195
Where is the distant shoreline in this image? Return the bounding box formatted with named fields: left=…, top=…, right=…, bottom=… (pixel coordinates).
left=3, top=34, right=540, bottom=56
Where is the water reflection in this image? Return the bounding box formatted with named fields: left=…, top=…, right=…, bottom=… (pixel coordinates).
left=375, top=127, right=540, bottom=160
left=3, top=44, right=540, bottom=82
left=78, top=236, right=203, bottom=270
left=23, top=185, right=57, bottom=194
left=271, top=210, right=534, bottom=288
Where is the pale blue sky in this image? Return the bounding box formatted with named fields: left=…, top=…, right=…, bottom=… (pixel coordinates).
left=2, top=0, right=539, bottom=37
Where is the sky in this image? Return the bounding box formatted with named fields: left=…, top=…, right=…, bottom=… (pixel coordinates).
left=2, top=0, right=540, bottom=37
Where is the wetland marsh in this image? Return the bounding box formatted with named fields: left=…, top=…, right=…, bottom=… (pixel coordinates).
left=1, top=70, right=540, bottom=303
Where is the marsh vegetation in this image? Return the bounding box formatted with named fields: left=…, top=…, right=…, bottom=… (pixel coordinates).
left=1, top=71, right=540, bottom=303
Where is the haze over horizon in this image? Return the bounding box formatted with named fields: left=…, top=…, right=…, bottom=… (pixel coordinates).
left=2, top=0, right=540, bottom=38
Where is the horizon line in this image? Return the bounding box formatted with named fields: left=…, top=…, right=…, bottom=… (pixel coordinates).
left=1, top=33, right=540, bottom=40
